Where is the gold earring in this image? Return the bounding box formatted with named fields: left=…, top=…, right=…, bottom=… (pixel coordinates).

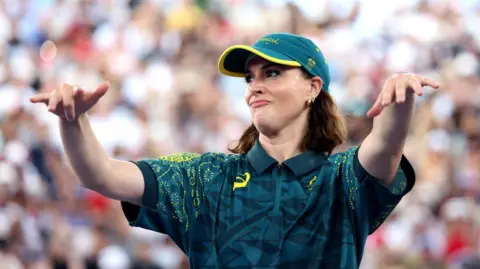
left=307, top=96, right=315, bottom=105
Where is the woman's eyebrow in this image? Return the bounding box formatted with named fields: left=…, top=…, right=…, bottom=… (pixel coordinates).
left=245, top=63, right=281, bottom=74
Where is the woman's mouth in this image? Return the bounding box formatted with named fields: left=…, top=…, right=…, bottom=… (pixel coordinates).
left=250, top=100, right=270, bottom=108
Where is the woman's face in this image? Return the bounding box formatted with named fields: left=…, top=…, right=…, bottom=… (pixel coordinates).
left=244, top=56, right=321, bottom=135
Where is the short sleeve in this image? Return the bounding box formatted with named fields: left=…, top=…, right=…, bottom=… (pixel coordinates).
left=330, top=146, right=415, bottom=235
left=121, top=152, right=225, bottom=251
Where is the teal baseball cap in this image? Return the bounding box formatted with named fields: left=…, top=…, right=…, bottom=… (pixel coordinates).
left=218, top=33, right=330, bottom=91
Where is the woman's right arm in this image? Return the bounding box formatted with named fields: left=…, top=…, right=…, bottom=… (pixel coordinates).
left=31, top=83, right=145, bottom=206
left=31, top=83, right=226, bottom=246
left=60, top=113, right=144, bottom=205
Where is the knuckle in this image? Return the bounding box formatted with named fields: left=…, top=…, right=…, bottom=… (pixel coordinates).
left=393, top=72, right=406, bottom=79
left=407, top=74, right=417, bottom=80
left=49, top=94, right=58, bottom=102
left=393, top=73, right=413, bottom=82
left=62, top=84, right=74, bottom=94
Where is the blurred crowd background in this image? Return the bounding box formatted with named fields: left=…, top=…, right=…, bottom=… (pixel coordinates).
left=0, top=0, right=479, bottom=268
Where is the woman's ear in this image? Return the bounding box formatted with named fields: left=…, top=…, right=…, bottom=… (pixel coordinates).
left=309, top=76, right=323, bottom=98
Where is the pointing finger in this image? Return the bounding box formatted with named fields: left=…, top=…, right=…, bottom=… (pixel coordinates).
left=30, top=93, right=50, bottom=104
left=418, top=76, right=440, bottom=89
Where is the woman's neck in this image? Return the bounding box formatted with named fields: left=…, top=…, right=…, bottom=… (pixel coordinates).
left=258, top=116, right=308, bottom=164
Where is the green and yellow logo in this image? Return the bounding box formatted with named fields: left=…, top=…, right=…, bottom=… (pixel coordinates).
left=306, top=176, right=317, bottom=191
left=158, top=153, right=200, bottom=163
left=306, top=58, right=316, bottom=71
left=259, top=38, right=279, bottom=45
left=233, top=172, right=251, bottom=191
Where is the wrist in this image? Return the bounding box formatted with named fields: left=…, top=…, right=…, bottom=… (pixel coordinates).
left=59, top=113, right=88, bottom=128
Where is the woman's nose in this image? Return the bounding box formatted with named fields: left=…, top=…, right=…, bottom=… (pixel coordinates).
left=252, top=87, right=263, bottom=95
left=249, top=81, right=265, bottom=95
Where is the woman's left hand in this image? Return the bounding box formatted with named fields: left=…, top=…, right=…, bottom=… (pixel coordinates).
left=366, top=73, right=440, bottom=118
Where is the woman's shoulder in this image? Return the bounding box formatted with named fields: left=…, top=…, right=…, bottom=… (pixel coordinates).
left=327, top=145, right=360, bottom=165
left=199, top=151, right=247, bottom=164
left=152, top=151, right=246, bottom=166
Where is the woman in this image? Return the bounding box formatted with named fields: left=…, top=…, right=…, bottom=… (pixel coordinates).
left=30, top=32, right=439, bottom=268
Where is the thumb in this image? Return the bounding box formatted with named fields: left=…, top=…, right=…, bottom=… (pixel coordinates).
left=93, top=82, right=110, bottom=98
left=366, top=95, right=383, bottom=118
left=84, top=82, right=110, bottom=103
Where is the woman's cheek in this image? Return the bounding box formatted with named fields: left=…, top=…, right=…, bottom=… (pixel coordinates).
left=244, top=85, right=253, bottom=103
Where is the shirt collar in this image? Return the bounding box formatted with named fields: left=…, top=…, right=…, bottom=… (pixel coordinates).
left=246, top=140, right=329, bottom=177
left=246, top=140, right=278, bottom=175
left=283, top=150, right=329, bottom=177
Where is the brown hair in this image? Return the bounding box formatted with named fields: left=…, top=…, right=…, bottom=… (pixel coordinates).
left=228, top=71, right=347, bottom=156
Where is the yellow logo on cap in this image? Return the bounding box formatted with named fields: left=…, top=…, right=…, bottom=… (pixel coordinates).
left=259, top=38, right=279, bottom=44
left=306, top=58, right=316, bottom=71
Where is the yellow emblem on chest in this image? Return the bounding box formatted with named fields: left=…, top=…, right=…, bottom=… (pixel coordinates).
left=233, top=172, right=251, bottom=191
left=306, top=176, right=317, bottom=191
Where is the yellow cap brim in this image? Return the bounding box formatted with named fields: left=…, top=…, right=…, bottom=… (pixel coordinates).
left=217, top=45, right=301, bottom=77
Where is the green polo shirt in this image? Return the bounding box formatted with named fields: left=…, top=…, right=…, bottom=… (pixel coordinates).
left=121, top=141, right=414, bottom=268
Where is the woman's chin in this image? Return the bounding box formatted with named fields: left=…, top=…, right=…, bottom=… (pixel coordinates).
left=253, top=120, right=279, bottom=137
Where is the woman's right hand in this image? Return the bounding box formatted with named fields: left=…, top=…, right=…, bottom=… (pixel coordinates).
left=30, top=82, right=110, bottom=121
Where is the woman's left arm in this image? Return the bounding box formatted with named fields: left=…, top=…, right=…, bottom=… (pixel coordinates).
left=358, top=73, right=440, bottom=187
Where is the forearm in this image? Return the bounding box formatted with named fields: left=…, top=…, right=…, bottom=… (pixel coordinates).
left=29, top=83, right=144, bottom=204
left=371, top=92, right=415, bottom=152
left=359, top=93, right=415, bottom=185
left=60, top=113, right=113, bottom=191
left=60, top=113, right=145, bottom=204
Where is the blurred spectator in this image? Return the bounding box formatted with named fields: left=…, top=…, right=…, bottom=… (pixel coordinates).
left=0, top=0, right=479, bottom=268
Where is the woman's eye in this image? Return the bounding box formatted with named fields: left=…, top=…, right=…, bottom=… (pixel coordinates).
left=244, top=74, right=253, bottom=84
left=266, top=69, right=280, bottom=77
